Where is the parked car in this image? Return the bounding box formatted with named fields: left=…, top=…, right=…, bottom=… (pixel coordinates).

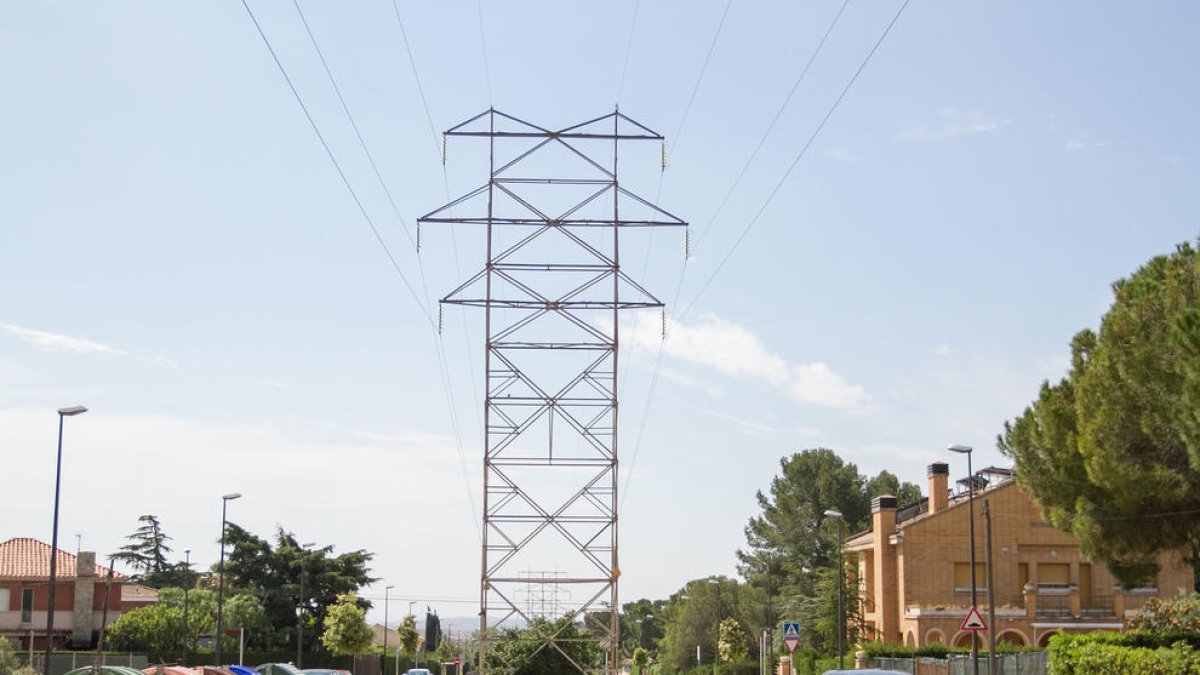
left=301, top=669, right=351, bottom=675
left=255, top=663, right=304, bottom=675
left=822, top=671, right=910, bottom=675
left=403, top=670, right=432, bottom=675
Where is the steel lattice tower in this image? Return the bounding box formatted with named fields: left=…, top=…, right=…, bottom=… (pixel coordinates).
left=420, top=109, right=686, bottom=675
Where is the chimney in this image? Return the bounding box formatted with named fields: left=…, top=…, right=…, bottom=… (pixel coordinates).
left=76, top=550, right=95, bottom=577
left=871, top=495, right=899, bottom=643
left=928, top=462, right=950, bottom=514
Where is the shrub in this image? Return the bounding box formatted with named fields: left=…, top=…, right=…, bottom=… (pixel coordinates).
left=1048, top=632, right=1200, bottom=674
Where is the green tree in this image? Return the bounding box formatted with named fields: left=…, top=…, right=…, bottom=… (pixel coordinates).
left=1129, top=589, right=1200, bottom=633
left=221, top=524, right=376, bottom=651
left=111, top=515, right=173, bottom=583
left=436, top=636, right=457, bottom=662
left=631, top=646, right=648, bottom=674
left=657, top=578, right=744, bottom=670
left=620, top=598, right=666, bottom=657
left=320, top=593, right=374, bottom=656
left=487, top=616, right=602, bottom=675
left=717, top=617, right=749, bottom=663
left=106, top=588, right=275, bottom=654
left=397, top=615, right=420, bottom=662
left=1000, top=242, right=1200, bottom=586
left=424, top=610, right=441, bottom=653
left=1, top=636, right=23, bottom=675
left=738, top=450, right=870, bottom=598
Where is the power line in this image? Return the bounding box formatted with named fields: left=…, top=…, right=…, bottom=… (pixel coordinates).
left=615, top=0, right=641, bottom=104
left=476, top=0, right=493, bottom=105
left=692, top=0, right=851, bottom=248
left=240, top=1, right=480, bottom=540
left=237, top=0, right=433, bottom=325
left=621, top=0, right=912, bottom=510
left=665, top=0, right=734, bottom=167
left=679, top=0, right=912, bottom=321
left=388, top=1, right=484, bottom=538
left=291, top=0, right=425, bottom=269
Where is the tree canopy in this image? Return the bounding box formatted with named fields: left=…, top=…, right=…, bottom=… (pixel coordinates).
left=1000, top=242, right=1200, bottom=585
left=221, top=523, right=376, bottom=651
left=397, top=614, right=420, bottom=659
left=106, top=588, right=273, bottom=654
left=737, top=448, right=919, bottom=600
left=320, top=592, right=374, bottom=656
left=486, top=616, right=603, bottom=675
left=111, top=515, right=174, bottom=585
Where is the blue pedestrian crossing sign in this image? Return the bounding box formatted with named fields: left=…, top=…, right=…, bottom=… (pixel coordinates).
left=782, top=622, right=801, bottom=653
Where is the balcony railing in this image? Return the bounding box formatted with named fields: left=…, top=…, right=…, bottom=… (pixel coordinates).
left=1081, top=595, right=1115, bottom=617
left=1035, top=594, right=1071, bottom=618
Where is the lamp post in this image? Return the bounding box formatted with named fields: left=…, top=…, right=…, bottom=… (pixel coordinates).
left=182, top=548, right=191, bottom=664
left=408, top=601, right=417, bottom=668
left=45, top=404, right=87, bottom=675
left=383, top=585, right=394, bottom=675
left=982, top=501, right=997, bottom=675
left=296, top=542, right=316, bottom=668
left=949, top=445, right=979, bottom=675
left=215, top=493, right=242, bottom=666
left=823, top=510, right=846, bottom=670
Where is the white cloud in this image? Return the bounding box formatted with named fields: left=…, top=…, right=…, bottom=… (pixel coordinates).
left=896, top=109, right=1011, bottom=142
left=1064, top=137, right=1108, bottom=152
left=703, top=410, right=778, bottom=438
left=827, top=146, right=859, bottom=163
left=934, top=342, right=952, bottom=356
left=627, top=313, right=867, bottom=409
left=0, top=322, right=127, bottom=356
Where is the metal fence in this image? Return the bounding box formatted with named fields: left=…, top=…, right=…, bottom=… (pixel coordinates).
left=868, top=652, right=1048, bottom=675
left=22, top=653, right=149, bottom=675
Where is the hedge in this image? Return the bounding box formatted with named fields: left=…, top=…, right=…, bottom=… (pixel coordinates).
left=1047, top=632, right=1200, bottom=674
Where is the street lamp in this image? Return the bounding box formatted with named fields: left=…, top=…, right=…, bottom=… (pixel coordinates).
left=297, top=542, right=316, bottom=668
left=45, top=404, right=87, bottom=675
left=949, top=444, right=979, bottom=675
left=823, top=510, right=846, bottom=670
left=383, top=585, right=394, bottom=675
left=215, top=493, right=242, bottom=666
left=182, top=548, right=191, bottom=664
left=408, top=601, right=417, bottom=668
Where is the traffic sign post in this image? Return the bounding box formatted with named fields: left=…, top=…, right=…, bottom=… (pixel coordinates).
left=961, top=606, right=988, bottom=632
left=782, top=622, right=801, bottom=653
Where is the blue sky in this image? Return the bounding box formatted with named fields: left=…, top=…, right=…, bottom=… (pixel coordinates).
left=3, top=1, right=1199, bottom=628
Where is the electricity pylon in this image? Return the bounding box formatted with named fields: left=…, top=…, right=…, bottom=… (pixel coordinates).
left=420, top=109, right=686, bottom=674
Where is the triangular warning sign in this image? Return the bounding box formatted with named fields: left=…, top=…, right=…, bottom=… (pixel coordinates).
left=961, top=606, right=988, bottom=631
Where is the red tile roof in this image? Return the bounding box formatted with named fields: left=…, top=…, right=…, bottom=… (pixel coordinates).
left=0, top=538, right=126, bottom=580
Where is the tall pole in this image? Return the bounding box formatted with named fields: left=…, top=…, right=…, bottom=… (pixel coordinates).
left=216, top=492, right=241, bottom=666
left=297, top=542, right=316, bottom=668
left=46, top=405, right=86, bottom=675
left=983, top=501, right=996, bottom=675
left=409, top=601, right=417, bottom=669
left=183, top=548, right=191, bottom=665
left=383, top=585, right=394, bottom=675
left=837, top=518, right=845, bottom=669
left=950, top=445, right=978, bottom=675
left=823, top=510, right=845, bottom=669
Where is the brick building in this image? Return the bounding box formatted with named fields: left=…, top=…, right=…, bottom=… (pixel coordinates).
left=0, top=538, right=127, bottom=650
left=845, top=463, right=1193, bottom=648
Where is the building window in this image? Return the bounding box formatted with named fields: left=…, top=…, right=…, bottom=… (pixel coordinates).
left=21, top=588, right=33, bottom=623
left=954, top=563, right=987, bottom=592
left=1038, top=563, right=1071, bottom=591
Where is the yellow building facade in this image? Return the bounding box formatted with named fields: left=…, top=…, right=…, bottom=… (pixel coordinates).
left=844, top=463, right=1193, bottom=648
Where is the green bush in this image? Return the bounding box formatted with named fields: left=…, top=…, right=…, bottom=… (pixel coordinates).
left=1048, top=632, right=1200, bottom=674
